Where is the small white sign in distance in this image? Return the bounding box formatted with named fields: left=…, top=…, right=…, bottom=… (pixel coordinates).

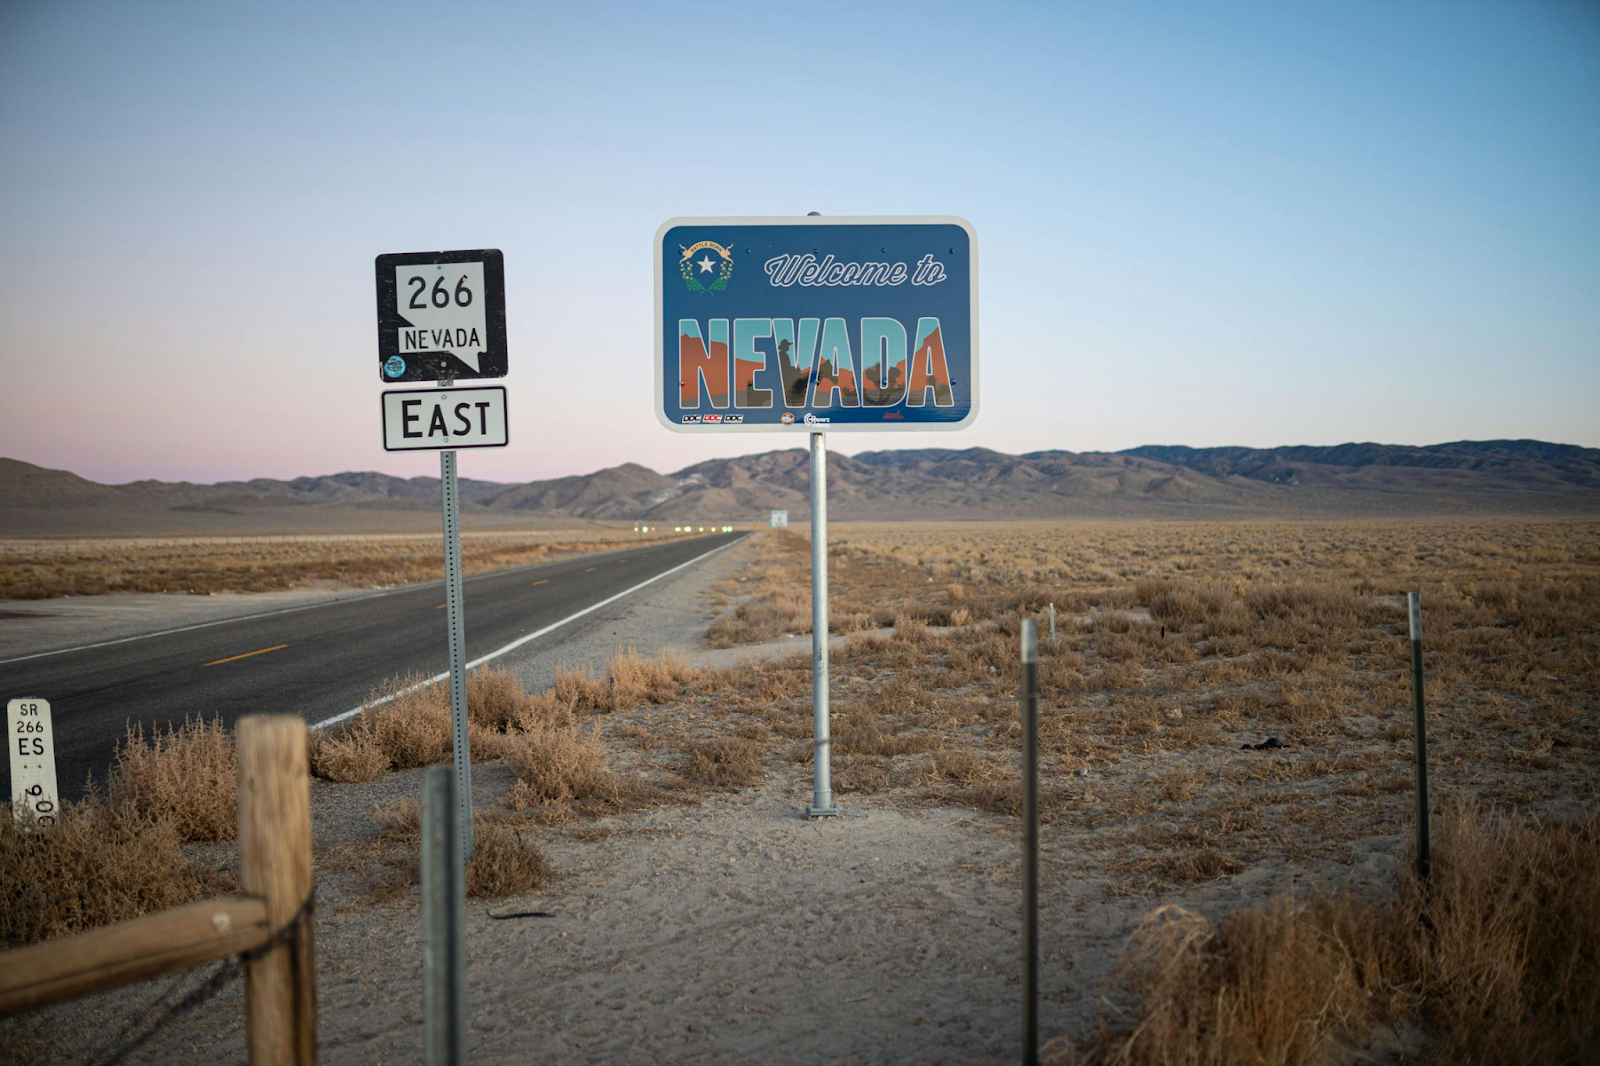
left=381, top=386, right=509, bottom=451
left=8, top=698, right=59, bottom=828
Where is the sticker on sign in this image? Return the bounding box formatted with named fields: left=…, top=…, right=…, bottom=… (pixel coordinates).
left=381, top=386, right=509, bottom=451
left=8, top=699, right=58, bottom=828
left=376, top=250, right=508, bottom=383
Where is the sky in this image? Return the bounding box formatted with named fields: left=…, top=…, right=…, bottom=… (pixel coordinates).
left=0, top=0, right=1596, bottom=486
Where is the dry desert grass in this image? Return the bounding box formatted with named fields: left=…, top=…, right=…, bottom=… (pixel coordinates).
left=623, top=520, right=1599, bottom=1060
left=5, top=518, right=1595, bottom=1062
left=0, top=799, right=227, bottom=948
left=0, top=527, right=685, bottom=599
left=1048, top=803, right=1599, bottom=1066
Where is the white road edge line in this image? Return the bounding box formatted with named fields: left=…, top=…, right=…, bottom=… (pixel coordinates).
left=309, top=534, right=746, bottom=732
left=0, top=537, right=704, bottom=667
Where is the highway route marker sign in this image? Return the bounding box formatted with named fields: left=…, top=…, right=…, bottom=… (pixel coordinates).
left=381, top=386, right=509, bottom=451
left=8, top=698, right=58, bottom=828
left=376, top=249, right=508, bottom=383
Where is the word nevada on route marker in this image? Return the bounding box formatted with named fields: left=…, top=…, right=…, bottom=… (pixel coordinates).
left=654, top=216, right=977, bottom=432
left=376, top=249, right=508, bottom=383
left=8, top=698, right=58, bottom=828
left=381, top=386, right=509, bottom=451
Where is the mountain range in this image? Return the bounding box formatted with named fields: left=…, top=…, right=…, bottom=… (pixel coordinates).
left=3, top=439, right=1597, bottom=534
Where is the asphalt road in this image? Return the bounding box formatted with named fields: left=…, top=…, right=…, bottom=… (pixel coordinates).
left=2, top=532, right=747, bottom=799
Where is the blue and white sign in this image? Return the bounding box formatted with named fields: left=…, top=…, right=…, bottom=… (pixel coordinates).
left=654, top=216, right=978, bottom=432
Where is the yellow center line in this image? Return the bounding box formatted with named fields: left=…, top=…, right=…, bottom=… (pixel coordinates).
left=204, top=644, right=288, bottom=667
left=434, top=603, right=446, bottom=609
left=531, top=579, right=548, bottom=586
left=618, top=557, right=629, bottom=562
left=584, top=567, right=596, bottom=572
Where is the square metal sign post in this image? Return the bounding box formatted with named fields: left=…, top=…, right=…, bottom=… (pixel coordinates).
left=376, top=249, right=509, bottom=867
left=654, top=215, right=979, bottom=818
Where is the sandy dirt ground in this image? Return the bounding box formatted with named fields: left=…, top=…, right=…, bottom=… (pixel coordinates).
left=9, top=537, right=1419, bottom=1065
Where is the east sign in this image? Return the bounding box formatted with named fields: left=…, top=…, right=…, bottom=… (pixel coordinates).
left=654, top=217, right=977, bottom=432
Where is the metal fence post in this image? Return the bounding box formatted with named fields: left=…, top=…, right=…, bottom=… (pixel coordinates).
left=423, top=766, right=467, bottom=1066
left=806, top=430, right=839, bottom=818
left=1020, top=619, right=1039, bottom=1066
left=440, top=448, right=474, bottom=863
left=1407, top=591, right=1430, bottom=882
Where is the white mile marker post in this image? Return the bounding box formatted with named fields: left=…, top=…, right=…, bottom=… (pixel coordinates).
left=7, top=699, right=58, bottom=828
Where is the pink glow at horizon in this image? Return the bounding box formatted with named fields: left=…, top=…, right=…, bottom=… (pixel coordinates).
left=1, top=2, right=1595, bottom=487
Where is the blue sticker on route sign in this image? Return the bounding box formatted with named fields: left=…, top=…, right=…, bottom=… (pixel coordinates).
left=384, top=356, right=406, bottom=378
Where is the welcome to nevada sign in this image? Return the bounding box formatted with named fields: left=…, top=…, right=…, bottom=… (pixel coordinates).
left=654, top=216, right=978, bottom=432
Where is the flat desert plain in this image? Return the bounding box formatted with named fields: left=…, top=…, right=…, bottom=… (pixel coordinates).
left=4, top=518, right=1597, bottom=1064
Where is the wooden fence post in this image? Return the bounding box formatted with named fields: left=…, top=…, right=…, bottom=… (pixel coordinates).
left=237, top=715, right=316, bottom=1065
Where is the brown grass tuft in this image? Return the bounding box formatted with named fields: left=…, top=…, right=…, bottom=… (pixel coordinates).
left=311, top=667, right=531, bottom=781
left=1053, top=804, right=1600, bottom=1065
left=1413, top=803, right=1600, bottom=1064
left=466, top=667, right=532, bottom=731
left=107, top=716, right=237, bottom=841
left=681, top=736, right=764, bottom=788
left=308, top=727, right=390, bottom=783
left=0, top=799, right=220, bottom=947
left=465, top=824, right=554, bottom=898
left=502, top=725, right=618, bottom=805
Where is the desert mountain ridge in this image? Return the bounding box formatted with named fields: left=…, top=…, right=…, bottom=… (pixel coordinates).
left=2, top=439, right=1597, bottom=534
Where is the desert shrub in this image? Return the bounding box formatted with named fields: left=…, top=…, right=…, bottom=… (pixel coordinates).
left=309, top=728, right=390, bottom=783
left=466, top=667, right=532, bottom=731
left=501, top=725, right=617, bottom=805
left=706, top=588, right=811, bottom=646
left=604, top=649, right=698, bottom=711
left=355, top=677, right=452, bottom=768
left=466, top=824, right=553, bottom=898
left=511, top=651, right=699, bottom=726
left=1052, top=805, right=1600, bottom=1066
left=0, top=799, right=218, bottom=947
left=108, top=716, right=237, bottom=842
left=1412, top=803, right=1600, bottom=1064
left=364, top=802, right=552, bottom=899
left=1057, top=892, right=1399, bottom=1066
left=312, top=669, right=523, bottom=781
left=681, top=736, right=763, bottom=787
left=1243, top=583, right=1362, bottom=628
left=372, top=798, right=422, bottom=841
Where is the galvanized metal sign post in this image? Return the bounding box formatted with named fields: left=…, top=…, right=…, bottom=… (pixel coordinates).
left=655, top=216, right=979, bottom=817
left=376, top=249, right=509, bottom=864
left=422, top=765, right=467, bottom=1066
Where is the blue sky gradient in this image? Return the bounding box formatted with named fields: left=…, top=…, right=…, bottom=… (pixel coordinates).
left=1, top=0, right=1595, bottom=483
